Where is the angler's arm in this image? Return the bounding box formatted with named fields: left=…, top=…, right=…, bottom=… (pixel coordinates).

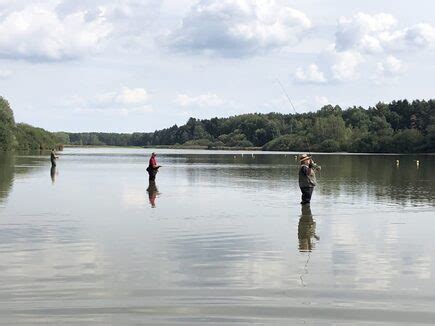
left=309, top=161, right=321, bottom=171
left=302, top=165, right=312, bottom=176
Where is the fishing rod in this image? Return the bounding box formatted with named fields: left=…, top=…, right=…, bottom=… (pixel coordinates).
left=276, top=79, right=313, bottom=155
left=277, top=79, right=299, bottom=115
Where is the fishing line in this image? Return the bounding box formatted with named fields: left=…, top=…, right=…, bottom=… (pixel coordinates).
left=277, top=79, right=299, bottom=115
left=276, top=79, right=313, bottom=154
left=299, top=252, right=311, bottom=287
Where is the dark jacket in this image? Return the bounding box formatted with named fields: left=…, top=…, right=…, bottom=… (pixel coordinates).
left=299, top=164, right=317, bottom=188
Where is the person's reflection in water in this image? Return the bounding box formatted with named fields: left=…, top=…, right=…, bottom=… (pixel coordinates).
left=50, top=166, right=57, bottom=185
left=147, top=181, right=159, bottom=208
left=298, top=205, right=320, bottom=252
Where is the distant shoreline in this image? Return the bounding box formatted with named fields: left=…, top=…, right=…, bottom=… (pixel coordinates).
left=64, top=144, right=263, bottom=151
left=62, top=145, right=434, bottom=155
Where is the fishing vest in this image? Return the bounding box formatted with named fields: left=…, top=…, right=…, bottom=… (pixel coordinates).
left=298, top=164, right=317, bottom=188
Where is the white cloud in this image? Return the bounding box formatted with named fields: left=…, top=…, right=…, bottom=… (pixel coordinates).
left=167, top=0, right=311, bottom=57
left=373, top=55, right=406, bottom=84
left=0, top=69, right=12, bottom=79
left=335, top=12, right=435, bottom=54
left=295, top=48, right=363, bottom=83
left=310, top=12, right=435, bottom=84
left=329, top=12, right=435, bottom=83
left=97, top=87, right=149, bottom=105
left=175, top=93, right=229, bottom=108
left=335, top=13, right=396, bottom=53
left=64, top=87, right=152, bottom=116
left=56, top=0, right=161, bottom=49
left=294, top=64, right=326, bottom=83
left=401, top=23, right=435, bottom=50
left=0, top=3, right=112, bottom=61
left=294, top=11, right=434, bottom=85
left=330, top=50, right=363, bottom=81
left=376, top=55, right=406, bottom=77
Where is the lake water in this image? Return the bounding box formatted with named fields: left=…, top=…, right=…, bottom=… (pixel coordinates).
left=0, top=148, right=434, bottom=325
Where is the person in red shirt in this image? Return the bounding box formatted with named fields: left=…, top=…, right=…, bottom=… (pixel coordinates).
left=146, top=152, right=161, bottom=181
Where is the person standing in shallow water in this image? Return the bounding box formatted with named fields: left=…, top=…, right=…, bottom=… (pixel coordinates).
left=146, top=152, right=161, bottom=181
left=50, top=149, right=59, bottom=167
left=298, top=154, right=321, bottom=205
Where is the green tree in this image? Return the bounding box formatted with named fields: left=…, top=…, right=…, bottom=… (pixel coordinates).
left=0, top=97, right=16, bottom=151
left=313, top=115, right=347, bottom=148
left=52, top=98, right=434, bottom=153
left=392, top=129, right=424, bottom=153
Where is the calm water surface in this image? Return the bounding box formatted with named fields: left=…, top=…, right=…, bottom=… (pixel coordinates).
left=0, top=148, right=434, bottom=325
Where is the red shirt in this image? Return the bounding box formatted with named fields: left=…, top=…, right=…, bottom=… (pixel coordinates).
left=149, top=156, right=157, bottom=167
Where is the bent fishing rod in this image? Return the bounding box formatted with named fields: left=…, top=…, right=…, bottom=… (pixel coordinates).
left=276, top=79, right=313, bottom=155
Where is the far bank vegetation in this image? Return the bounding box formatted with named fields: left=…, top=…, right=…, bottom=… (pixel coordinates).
left=66, top=100, right=434, bottom=153
left=1, top=95, right=433, bottom=153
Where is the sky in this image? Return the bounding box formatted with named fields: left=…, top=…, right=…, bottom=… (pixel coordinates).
left=0, top=0, right=434, bottom=133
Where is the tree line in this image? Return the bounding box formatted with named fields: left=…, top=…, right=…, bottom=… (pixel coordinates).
left=0, top=96, right=62, bottom=151
left=1, top=95, right=433, bottom=153
left=65, top=99, right=434, bottom=153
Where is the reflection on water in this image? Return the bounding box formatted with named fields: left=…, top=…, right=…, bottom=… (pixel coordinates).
left=50, top=166, right=57, bottom=184
left=298, top=205, right=319, bottom=252
left=0, top=148, right=434, bottom=324
left=1, top=152, right=51, bottom=204
left=316, top=155, right=434, bottom=206
left=146, top=180, right=159, bottom=208
left=0, top=154, right=14, bottom=204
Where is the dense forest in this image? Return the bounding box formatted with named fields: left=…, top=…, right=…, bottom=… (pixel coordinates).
left=66, top=100, right=434, bottom=153
left=1, top=95, right=433, bottom=153
left=0, top=96, right=62, bottom=151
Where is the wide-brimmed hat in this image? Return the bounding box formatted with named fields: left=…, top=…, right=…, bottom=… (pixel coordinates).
left=299, top=154, right=311, bottom=162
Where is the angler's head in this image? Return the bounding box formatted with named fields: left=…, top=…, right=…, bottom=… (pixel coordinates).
left=299, top=154, right=311, bottom=165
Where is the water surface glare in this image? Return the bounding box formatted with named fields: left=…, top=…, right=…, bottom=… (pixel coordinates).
left=0, top=148, right=434, bottom=325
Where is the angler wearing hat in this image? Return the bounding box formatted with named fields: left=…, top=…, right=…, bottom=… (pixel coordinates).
left=298, top=154, right=321, bottom=205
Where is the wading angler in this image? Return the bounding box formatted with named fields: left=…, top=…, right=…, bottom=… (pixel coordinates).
left=298, top=154, right=321, bottom=205
left=146, top=152, right=161, bottom=181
